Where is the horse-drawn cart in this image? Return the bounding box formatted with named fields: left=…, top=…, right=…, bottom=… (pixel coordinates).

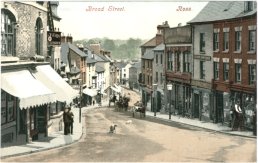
left=132, top=102, right=145, bottom=118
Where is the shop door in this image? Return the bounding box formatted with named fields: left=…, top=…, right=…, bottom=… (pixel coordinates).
left=194, top=93, right=200, bottom=118
left=216, top=92, right=224, bottom=123
left=37, top=105, right=47, bottom=133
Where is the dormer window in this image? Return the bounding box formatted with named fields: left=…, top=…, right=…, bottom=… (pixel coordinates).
left=245, top=1, right=254, bottom=12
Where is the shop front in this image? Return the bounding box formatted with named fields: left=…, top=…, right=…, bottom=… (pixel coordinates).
left=1, top=68, right=56, bottom=146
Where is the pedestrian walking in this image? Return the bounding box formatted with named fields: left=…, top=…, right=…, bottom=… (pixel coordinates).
left=63, top=107, right=70, bottom=135
left=68, top=107, right=74, bottom=135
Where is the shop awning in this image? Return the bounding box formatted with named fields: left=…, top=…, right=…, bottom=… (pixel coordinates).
left=111, top=86, right=120, bottom=93
left=83, top=88, right=98, bottom=97
left=1, top=69, right=56, bottom=109
left=33, top=65, right=78, bottom=104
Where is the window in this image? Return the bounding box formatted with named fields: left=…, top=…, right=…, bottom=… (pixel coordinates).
left=249, top=30, right=256, bottom=51
left=235, top=31, right=241, bottom=51
left=223, top=32, right=229, bottom=51
left=1, top=91, right=15, bottom=124
left=160, top=53, right=163, bottom=64
left=1, top=9, right=16, bottom=56
left=200, top=33, right=205, bottom=53
left=249, top=64, right=256, bottom=85
left=142, top=60, right=145, bottom=68
left=214, top=62, right=219, bottom=80
left=176, top=51, right=180, bottom=72
left=156, top=72, right=158, bottom=83
left=223, top=63, right=229, bottom=81
left=200, top=61, right=205, bottom=79
left=235, top=63, right=241, bottom=83
left=213, top=32, right=219, bottom=51
left=183, top=51, right=190, bottom=72
left=245, top=1, right=254, bottom=12
left=167, top=51, right=173, bottom=71
left=160, top=73, right=163, bottom=84
left=156, top=54, right=158, bottom=64
left=35, top=18, right=43, bottom=55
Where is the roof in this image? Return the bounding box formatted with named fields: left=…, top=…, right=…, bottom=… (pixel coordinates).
left=95, top=66, right=105, bottom=73
left=86, top=56, right=97, bottom=64
left=153, top=43, right=165, bottom=51
left=140, top=37, right=156, bottom=47
left=61, top=43, right=87, bottom=64
left=130, top=62, right=141, bottom=69
left=116, top=62, right=127, bottom=69
left=188, top=1, right=257, bottom=24
left=142, top=50, right=154, bottom=60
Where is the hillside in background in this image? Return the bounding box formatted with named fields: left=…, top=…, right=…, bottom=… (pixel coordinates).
left=74, top=38, right=147, bottom=60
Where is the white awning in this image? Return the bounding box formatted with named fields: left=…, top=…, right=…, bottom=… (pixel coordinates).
left=83, top=88, right=98, bottom=97
left=33, top=65, right=78, bottom=104
left=1, top=69, right=56, bottom=109
left=111, top=86, right=120, bottom=93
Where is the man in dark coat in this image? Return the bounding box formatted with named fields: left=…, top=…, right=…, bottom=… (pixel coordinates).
left=63, top=107, right=70, bottom=135
left=68, top=107, right=74, bottom=135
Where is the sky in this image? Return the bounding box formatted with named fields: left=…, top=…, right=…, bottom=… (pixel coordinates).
left=58, top=1, right=208, bottom=41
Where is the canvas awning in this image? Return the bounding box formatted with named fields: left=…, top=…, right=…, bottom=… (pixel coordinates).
left=1, top=69, right=56, bottom=109
left=83, top=88, right=98, bottom=97
left=111, top=86, right=120, bottom=93
left=32, top=65, right=78, bottom=104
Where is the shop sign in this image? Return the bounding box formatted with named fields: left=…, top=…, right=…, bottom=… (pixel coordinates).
left=47, top=31, right=61, bottom=45
left=194, top=55, right=211, bottom=61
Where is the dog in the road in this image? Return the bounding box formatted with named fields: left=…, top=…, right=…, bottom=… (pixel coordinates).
left=109, top=124, right=117, bottom=133
left=125, top=120, right=132, bottom=124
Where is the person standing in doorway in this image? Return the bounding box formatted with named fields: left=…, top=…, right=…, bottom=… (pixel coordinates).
left=68, top=107, right=74, bottom=135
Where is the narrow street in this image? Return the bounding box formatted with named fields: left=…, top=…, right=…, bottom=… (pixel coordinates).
left=2, top=105, right=256, bottom=162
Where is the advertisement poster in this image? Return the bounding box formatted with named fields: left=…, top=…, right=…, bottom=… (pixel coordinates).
left=1, top=1, right=257, bottom=162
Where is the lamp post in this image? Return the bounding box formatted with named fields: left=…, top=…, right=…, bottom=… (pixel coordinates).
left=78, top=79, right=82, bottom=123
left=167, top=83, right=173, bottom=119
left=153, top=83, right=158, bottom=116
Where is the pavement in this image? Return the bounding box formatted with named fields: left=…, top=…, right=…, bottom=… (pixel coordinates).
left=1, top=99, right=256, bottom=159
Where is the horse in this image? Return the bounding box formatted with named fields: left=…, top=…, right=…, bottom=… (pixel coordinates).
left=132, top=106, right=146, bottom=118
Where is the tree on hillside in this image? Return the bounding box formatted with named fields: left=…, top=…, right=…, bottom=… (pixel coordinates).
left=103, top=39, right=116, bottom=51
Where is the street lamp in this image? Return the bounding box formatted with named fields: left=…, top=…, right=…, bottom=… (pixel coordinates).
left=78, top=79, right=82, bottom=123
left=153, top=83, right=158, bottom=116
left=167, top=83, right=173, bottom=119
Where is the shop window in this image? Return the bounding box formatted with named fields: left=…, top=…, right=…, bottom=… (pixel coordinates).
left=1, top=91, right=15, bottom=124
left=1, top=9, right=16, bottom=56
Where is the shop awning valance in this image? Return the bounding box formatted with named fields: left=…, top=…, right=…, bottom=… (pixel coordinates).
left=1, top=69, right=56, bottom=109
left=33, top=65, right=78, bottom=104
left=83, top=88, right=98, bottom=97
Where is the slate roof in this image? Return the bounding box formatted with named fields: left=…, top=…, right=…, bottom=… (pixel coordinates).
left=131, top=62, right=141, bottom=69
left=142, top=50, right=154, bottom=60
left=153, top=43, right=165, bottom=51
left=140, top=37, right=156, bottom=47
left=86, top=56, right=97, bottom=64
left=95, top=66, right=105, bottom=73
left=116, top=62, right=127, bottom=69
left=61, top=43, right=87, bottom=65
left=188, top=1, right=257, bottom=24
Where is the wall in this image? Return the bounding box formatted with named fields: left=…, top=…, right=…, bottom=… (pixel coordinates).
left=5, top=2, right=48, bottom=59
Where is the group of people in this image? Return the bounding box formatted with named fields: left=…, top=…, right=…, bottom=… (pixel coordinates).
left=63, top=106, right=74, bottom=135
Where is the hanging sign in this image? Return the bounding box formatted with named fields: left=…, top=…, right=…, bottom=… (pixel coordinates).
left=47, top=31, right=61, bottom=45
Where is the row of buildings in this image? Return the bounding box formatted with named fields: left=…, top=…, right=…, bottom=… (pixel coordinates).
left=0, top=1, right=141, bottom=147
left=140, top=1, right=256, bottom=130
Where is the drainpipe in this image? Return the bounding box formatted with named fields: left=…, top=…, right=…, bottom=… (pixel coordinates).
left=191, top=25, right=195, bottom=117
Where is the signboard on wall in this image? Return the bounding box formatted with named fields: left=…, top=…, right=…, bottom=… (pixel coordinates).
left=47, top=31, right=61, bottom=45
